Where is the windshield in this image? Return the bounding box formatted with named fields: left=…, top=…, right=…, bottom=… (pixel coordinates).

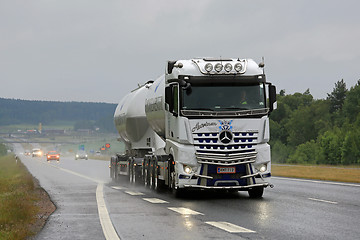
left=182, top=83, right=266, bottom=112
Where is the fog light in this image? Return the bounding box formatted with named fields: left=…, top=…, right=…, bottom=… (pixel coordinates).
left=204, top=63, right=213, bottom=72
left=224, top=63, right=232, bottom=72
left=234, top=63, right=243, bottom=72
left=214, top=63, right=223, bottom=72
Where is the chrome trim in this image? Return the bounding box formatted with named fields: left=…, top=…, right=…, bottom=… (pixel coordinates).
left=198, top=160, right=255, bottom=166
left=240, top=172, right=261, bottom=179
left=193, top=174, right=213, bottom=179
left=183, top=183, right=269, bottom=189
left=196, top=153, right=256, bottom=162
left=215, top=180, right=239, bottom=186
left=182, top=108, right=269, bottom=117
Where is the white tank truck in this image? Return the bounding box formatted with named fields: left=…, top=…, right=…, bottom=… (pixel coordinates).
left=110, top=58, right=277, bottom=198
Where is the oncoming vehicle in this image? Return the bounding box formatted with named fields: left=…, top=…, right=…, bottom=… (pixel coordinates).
left=46, top=151, right=60, bottom=162
left=75, top=151, right=88, bottom=160
left=32, top=148, right=43, bottom=157
left=110, top=57, right=277, bottom=198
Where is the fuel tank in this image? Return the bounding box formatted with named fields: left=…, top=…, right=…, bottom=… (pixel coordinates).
left=114, top=82, right=152, bottom=146
left=114, top=75, right=167, bottom=149
left=144, top=75, right=166, bottom=139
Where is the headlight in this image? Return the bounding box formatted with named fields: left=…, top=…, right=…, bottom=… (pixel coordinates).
left=257, top=164, right=267, bottom=173
left=183, top=165, right=192, bottom=174
left=85, top=155, right=88, bottom=157
left=234, top=63, right=243, bottom=72
left=76, top=154, right=79, bottom=157
left=204, top=63, right=213, bottom=72
left=214, top=63, right=223, bottom=72
left=224, top=63, right=232, bottom=72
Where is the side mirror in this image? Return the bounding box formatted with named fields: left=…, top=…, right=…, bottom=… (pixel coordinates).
left=269, top=85, right=277, bottom=112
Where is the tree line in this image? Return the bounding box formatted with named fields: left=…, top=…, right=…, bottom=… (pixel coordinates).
left=270, top=79, right=360, bottom=165
left=0, top=98, right=117, bottom=133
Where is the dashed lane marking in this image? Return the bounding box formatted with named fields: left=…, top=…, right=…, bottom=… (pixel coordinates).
left=124, top=191, right=145, bottom=196
left=111, top=186, right=128, bottom=190
left=308, top=198, right=338, bottom=204
left=168, top=207, right=204, bottom=215
left=143, top=198, right=169, bottom=204
left=206, top=221, right=256, bottom=233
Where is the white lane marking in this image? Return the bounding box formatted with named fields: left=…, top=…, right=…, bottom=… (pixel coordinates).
left=272, top=176, right=360, bottom=187
left=96, top=183, right=121, bottom=240
left=34, top=160, right=120, bottom=240
left=124, top=191, right=145, bottom=196
left=168, top=207, right=204, bottom=215
left=111, top=186, right=127, bottom=190
left=143, top=198, right=169, bottom=204
left=308, top=198, right=338, bottom=204
left=206, top=221, right=255, bottom=233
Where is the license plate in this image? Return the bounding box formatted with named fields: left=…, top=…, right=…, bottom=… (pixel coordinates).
left=217, top=167, right=236, bottom=174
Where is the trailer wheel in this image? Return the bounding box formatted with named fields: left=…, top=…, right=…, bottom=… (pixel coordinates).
left=150, top=162, right=156, bottom=189
left=248, top=187, right=264, bottom=198
left=129, top=163, right=134, bottom=183
left=145, top=160, right=151, bottom=188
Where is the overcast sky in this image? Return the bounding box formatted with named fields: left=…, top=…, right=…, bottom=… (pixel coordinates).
left=1, top=0, right=359, bottom=103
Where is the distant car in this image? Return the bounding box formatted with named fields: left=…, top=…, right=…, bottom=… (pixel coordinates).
left=46, top=151, right=60, bottom=162
left=32, top=148, right=43, bottom=157
left=24, top=150, right=31, bottom=156
left=75, top=151, right=88, bottom=160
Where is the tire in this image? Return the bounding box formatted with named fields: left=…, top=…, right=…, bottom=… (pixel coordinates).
left=149, top=162, right=155, bottom=189
left=248, top=187, right=264, bottom=199
left=169, top=169, right=184, bottom=197
left=145, top=161, right=151, bottom=188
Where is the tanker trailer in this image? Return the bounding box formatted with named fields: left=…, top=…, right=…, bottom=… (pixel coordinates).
left=111, top=57, right=277, bottom=198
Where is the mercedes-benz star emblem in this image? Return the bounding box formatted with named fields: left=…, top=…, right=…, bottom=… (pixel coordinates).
left=219, top=130, right=233, bottom=144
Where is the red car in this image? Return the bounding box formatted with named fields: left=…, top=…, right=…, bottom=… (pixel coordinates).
left=46, top=151, right=60, bottom=162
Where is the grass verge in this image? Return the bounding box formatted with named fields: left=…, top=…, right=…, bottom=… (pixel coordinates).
left=272, top=164, right=360, bottom=183
left=0, top=155, right=55, bottom=239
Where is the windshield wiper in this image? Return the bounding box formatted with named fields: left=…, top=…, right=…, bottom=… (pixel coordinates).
left=183, top=108, right=214, bottom=111
left=221, top=107, right=249, bottom=110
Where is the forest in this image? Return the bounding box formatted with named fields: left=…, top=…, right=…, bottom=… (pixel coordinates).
left=1, top=79, right=360, bottom=165
left=270, top=79, right=360, bottom=165
left=0, top=98, right=117, bottom=133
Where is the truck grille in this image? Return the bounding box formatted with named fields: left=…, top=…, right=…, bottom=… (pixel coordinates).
left=194, top=131, right=258, bottom=165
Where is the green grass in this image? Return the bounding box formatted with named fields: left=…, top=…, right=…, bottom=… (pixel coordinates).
left=272, top=164, right=360, bottom=183
left=0, top=121, right=75, bottom=132
left=0, top=155, right=40, bottom=239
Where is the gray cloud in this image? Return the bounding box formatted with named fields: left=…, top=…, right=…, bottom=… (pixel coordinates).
left=0, top=0, right=359, bottom=103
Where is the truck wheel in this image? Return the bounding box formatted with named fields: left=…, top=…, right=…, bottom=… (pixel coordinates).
left=150, top=163, right=156, bottom=189
left=170, top=170, right=183, bottom=197
left=129, top=163, right=134, bottom=183
left=114, top=168, right=120, bottom=183
left=130, top=165, right=137, bottom=184
left=248, top=187, right=264, bottom=198
left=145, top=162, right=151, bottom=188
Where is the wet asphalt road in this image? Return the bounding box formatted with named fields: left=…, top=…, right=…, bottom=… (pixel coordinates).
left=16, top=146, right=360, bottom=240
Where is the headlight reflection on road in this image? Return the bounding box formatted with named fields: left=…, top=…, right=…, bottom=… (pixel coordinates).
left=258, top=201, right=272, bottom=222
left=183, top=215, right=194, bottom=230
